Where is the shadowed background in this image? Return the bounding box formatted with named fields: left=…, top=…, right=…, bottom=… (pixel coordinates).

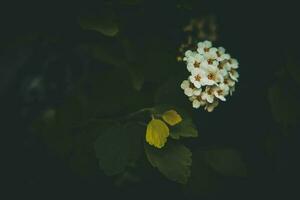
left=1, top=0, right=300, bottom=199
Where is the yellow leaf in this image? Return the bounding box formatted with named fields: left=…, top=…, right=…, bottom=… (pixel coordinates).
left=146, top=119, right=169, bottom=148
left=162, top=110, right=182, bottom=126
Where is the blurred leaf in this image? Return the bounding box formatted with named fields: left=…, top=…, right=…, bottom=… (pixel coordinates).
left=203, top=149, right=247, bottom=177
left=268, top=83, right=300, bottom=125
left=286, top=57, right=300, bottom=85
left=146, top=119, right=169, bottom=149
left=162, top=110, right=182, bottom=126
left=68, top=148, right=98, bottom=177
left=144, top=141, right=192, bottom=184
left=115, top=171, right=141, bottom=187
left=119, top=0, right=144, bottom=5
left=81, top=41, right=127, bottom=68
left=84, top=67, right=151, bottom=117
left=79, top=9, right=119, bottom=37
left=185, top=150, right=220, bottom=195
left=265, top=133, right=280, bottom=159
left=171, top=118, right=198, bottom=139
left=128, top=64, right=144, bottom=91
left=94, top=122, right=144, bottom=175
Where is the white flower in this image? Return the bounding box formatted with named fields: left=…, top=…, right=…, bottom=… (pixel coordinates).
left=203, top=65, right=223, bottom=86
left=183, top=50, right=193, bottom=61
left=229, top=86, right=236, bottom=95
left=201, top=87, right=215, bottom=103
left=223, top=76, right=236, bottom=87
left=193, top=88, right=202, bottom=95
left=197, top=40, right=212, bottom=54
left=213, top=83, right=229, bottom=101
left=216, top=47, right=230, bottom=61
left=180, top=80, right=190, bottom=89
left=189, top=68, right=208, bottom=88
left=186, top=54, right=205, bottom=72
left=205, top=100, right=219, bottom=112
left=205, top=47, right=218, bottom=60
left=229, top=69, right=239, bottom=81
left=228, top=58, right=239, bottom=69
left=181, top=40, right=239, bottom=112
left=181, top=80, right=194, bottom=96
left=192, top=97, right=206, bottom=108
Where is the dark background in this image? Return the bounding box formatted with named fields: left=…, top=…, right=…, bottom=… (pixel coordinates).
left=1, top=0, right=300, bottom=199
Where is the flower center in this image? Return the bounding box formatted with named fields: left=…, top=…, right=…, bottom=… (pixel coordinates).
left=204, top=48, right=209, bottom=52
left=208, top=59, right=213, bottom=65
left=207, top=73, right=215, bottom=80
left=189, top=82, right=195, bottom=89
left=194, top=61, right=200, bottom=68
left=218, top=61, right=225, bottom=69
left=195, top=74, right=201, bottom=81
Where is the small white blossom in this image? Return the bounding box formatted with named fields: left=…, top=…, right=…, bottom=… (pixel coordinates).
left=203, top=65, right=223, bottom=86
left=189, top=68, right=208, bottom=88
left=180, top=40, right=239, bottom=112
left=205, top=101, right=219, bottom=112
left=213, top=83, right=229, bottom=101
left=192, top=97, right=206, bottom=108
left=201, top=87, right=215, bottom=103
left=229, top=69, right=239, bottom=82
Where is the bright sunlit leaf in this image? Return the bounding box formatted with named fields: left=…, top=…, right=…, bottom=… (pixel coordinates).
left=162, top=110, right=182, bottom=126
left=146, top=119, right=169, bottom=148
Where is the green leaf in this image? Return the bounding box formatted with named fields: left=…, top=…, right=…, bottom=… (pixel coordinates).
left=286, top=56, right=300, bottom=85
left=185, top=150, right=220, bottom=195
left=128, top=64, right=144, bottom=91
left=170, top=118, right=198, bottom=139
left=119, top=0, right=144, bottom=5
left=79, top=9, right=119, bottom=37
left=144, top=141, right=192, bottom=184
left=94, top=123, right=144, bottom=175
left=203, top=149, right=247, bottom=177
left=146, top=119, right=170, bottom=149
left=153, top=105, right=198, bottom=139
left=162, top=110, right=182, bottom=126
left=268, top=83, right=300, bottom=125
left=81, top=41, right=127, bottom=68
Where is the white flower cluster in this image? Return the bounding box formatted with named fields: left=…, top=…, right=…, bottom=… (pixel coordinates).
left=180, top=40, right=239, bottom=112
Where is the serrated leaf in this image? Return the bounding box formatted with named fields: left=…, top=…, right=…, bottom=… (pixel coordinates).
left=162, top=110, right=182, bottom=126
left=203, top=149, right=247, bottom=177
left=94, top=123, right=143, bottom=175
left=144, top=141, right=192, bottom=184
left=146, top=119, right=169, bottom=149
